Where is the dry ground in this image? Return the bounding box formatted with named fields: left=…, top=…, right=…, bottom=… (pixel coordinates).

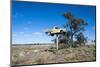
left=12, top=45, right=96, bottom=66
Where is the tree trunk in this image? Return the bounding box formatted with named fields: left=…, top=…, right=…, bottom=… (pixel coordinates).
left=70, top=33, right=74, bottom=48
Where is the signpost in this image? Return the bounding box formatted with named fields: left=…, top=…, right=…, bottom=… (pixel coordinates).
left=56, top=34, right=58, bottom=50
left=45, top=26, right=66, bottom=50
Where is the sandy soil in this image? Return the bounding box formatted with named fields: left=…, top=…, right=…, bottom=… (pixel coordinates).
left=11, top=45, right=96, bottom=66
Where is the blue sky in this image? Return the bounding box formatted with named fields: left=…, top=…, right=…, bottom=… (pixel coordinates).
left=12, top=1, right=96, bottom=44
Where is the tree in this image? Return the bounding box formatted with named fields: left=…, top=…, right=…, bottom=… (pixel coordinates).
left=59, top=31, right=72, bottom=47
left=52, top=31, right=72, bottom=47
left=94, top=40, right=96, bottom=43
left=63, top=12, right=88, bottom=47
left=75, top=32, right=87, bottom=46
left=91, top=40, right=96, bottom=43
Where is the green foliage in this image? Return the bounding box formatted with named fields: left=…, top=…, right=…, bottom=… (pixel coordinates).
left=49, top=46, right=55, bottom=49
left=46, top=12, right=88, bottom=49
left=48, top=46, right=56, bottom=54
left=62, top=12, right=88, bottom=47
left=75, top=32, right=87, bottom=46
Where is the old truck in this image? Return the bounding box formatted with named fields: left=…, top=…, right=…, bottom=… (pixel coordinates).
left=45, top=26, right=66, bottom=36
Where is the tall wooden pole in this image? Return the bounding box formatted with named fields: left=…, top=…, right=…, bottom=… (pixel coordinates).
left=56, top=34, right=58, bottom=50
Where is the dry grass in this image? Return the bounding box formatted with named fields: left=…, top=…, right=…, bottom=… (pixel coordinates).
left=12, top=45, right=96, bottom=66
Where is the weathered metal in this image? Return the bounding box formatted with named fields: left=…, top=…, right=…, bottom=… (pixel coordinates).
left=45, top=26, right=66, bottom=50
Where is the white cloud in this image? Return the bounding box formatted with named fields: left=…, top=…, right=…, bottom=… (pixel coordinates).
left=25, top=34, right=30, bottom=37
left=13, top=13, right=24, bottom=18
left=13, top=34, right=17, bottom=37
left=32, top=32, right=43, bottom=35
left=19, top=31, right=24, bottom=34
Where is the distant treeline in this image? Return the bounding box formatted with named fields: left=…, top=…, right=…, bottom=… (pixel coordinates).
left=12, top=43, right=54, bottom=46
